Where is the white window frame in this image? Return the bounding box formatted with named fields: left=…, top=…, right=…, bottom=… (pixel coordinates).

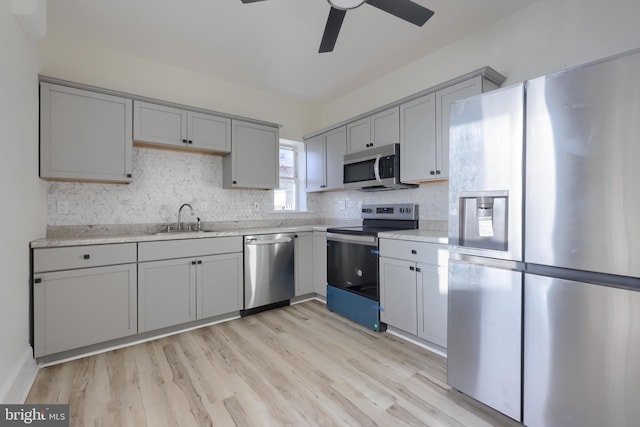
left=274, top=139, right=307, bottom=212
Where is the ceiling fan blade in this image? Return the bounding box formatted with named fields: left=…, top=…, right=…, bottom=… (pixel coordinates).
left=319, top=7, right=347, bottom=53
left=366, top=0, right=434, bottom=26
left=240, top=0, right=268, bottom=3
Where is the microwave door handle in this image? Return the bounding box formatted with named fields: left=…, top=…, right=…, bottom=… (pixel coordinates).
left=374, top=155, right=382, bottom=182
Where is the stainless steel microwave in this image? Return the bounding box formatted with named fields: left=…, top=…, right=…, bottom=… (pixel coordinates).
left=343, top=143, right=417, bottom=191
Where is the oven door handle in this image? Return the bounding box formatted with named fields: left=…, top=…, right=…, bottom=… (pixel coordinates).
left=374, top=154, right=382, bottom=182
left=326, top=232, right=378, bottom=246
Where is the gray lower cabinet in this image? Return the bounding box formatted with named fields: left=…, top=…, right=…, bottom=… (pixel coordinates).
left=223, top=120, right=279, bottom=189
left=294, top=232, right=315, bottom=296
left=33, top=243, right=138, bottom=358
left=197, top=253, right=243, bottom=318
left=39, top=82, right=133, bottom=183
left=379, top=238, right=448, bottom=348
left=137, top=237, right=243, bottom=333
left=133, top=100, right=231, bottom=153
left=137, top=258, right=197, bottom=333
left=313, top=231, right=328, bottom=297
left=379, top=257, right=418, bottom=334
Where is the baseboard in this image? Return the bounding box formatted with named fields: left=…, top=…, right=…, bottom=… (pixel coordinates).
left=386, top=327, right=448, bottom=358
left=0, top=346, right=38, bottom=404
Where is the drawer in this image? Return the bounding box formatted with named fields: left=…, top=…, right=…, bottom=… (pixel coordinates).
left=138, top=236, right=242, bottom=262
left=379, top=239, right=447, bottom=265
left=34, top=243, right=137, bottom=273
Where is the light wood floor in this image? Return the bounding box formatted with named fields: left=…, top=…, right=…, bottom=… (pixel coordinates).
left=27, top=300, right=520, bottom=426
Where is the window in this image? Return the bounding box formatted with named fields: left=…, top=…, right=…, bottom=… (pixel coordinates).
left=274, top=140, right=306, bottom=211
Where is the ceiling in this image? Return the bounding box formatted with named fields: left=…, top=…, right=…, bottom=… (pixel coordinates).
left=45, top=0, right=535, bottom=103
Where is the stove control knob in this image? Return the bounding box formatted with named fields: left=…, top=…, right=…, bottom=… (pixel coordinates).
left=400, top=208, right=405, bottom=213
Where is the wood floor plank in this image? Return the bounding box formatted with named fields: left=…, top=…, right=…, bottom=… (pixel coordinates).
left=26, top=301, right=518, bottom=427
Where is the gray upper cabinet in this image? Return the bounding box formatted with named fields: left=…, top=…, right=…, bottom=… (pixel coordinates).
left=40, top=82, right=133, bottom=183
left=133, top=101, right=231, bottom=153
left=400, top=93, right=436, bottom=183
left=346, top=106, right=399, bottom=154
left=223, top=120, right=279, bottom=189
left=401, top=76, right=499, bottom=183
left=305, top=126, right=346, bottom=192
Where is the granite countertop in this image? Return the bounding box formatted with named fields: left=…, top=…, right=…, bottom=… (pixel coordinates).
left=30, top=225, right=333, bottom=248
left=378, top=229, right=448, bottom=244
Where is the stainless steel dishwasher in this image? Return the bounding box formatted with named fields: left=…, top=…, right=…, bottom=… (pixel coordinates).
left=242, top=233, right=295, bottom=315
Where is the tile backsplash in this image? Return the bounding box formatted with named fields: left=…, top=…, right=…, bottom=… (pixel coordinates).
left=47, top=147, right=448, bottom=229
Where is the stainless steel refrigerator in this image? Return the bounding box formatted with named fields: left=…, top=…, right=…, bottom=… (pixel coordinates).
left=523, top=49, right=640, bottom=427
left=448, top=47, right=640, bottom=427
left=447, top=83, right=525, bottom=422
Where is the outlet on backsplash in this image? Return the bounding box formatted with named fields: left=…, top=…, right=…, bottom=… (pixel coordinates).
left=57, top=201, right=68, bottom=214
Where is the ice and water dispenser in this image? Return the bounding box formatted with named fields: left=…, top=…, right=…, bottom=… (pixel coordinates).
left=458, top=191, right=509, bottom=251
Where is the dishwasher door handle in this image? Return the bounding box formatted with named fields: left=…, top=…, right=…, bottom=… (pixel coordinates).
left=246, top=237, right=292, bottom=245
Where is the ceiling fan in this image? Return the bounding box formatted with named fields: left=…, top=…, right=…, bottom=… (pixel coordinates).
left=240, top=0, right=435, bottom=53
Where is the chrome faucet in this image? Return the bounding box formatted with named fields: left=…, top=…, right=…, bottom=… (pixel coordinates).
left=177, top=203, right=195, bottom=231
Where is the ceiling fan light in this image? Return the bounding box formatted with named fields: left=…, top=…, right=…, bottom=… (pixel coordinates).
left=327, top=0, right=366, bottom=11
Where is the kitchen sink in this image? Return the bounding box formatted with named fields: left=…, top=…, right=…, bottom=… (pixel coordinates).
left=151, top=229, right=217, bottom=236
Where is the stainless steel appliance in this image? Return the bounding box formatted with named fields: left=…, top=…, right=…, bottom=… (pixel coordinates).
left=343, top=143, right=417, bottom=191
left=326, top=203, right=419, bottom=330
left=447, top=83, right=525, bottom=422
left=243, top=233, right=295, bottom=315
left=448, top=47, right=640, bottom=427
left=523, top=49, right=640, bottom=427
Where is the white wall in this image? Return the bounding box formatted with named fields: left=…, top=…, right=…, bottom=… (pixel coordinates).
left=318, top=0, right=640, bottom=127
left=37, top=33, right=320, bottom=142
left=0, top=0, right=47, bottom=401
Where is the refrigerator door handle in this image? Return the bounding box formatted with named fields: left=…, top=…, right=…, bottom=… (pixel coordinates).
left=449, top=252, right=524, bottom=272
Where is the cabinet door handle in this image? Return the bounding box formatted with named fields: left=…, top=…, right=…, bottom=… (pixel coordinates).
left=430, top=170, right=435, bottom=175
left=34, top=278, right=42, bottom=284
left=232, top=180, right=237, bottom=184
left=83, top=254, right=90, bottom=260
left=409, top=266, right=415, bottom=271
left=435, top=170, right=441, bottom=175
left=182, top=139, right=188, bottom=144
left=197, top=260, right=202, bottom=264
left=126, top=173, right=132, bottom=178
left=411, top=249, right=417, bottom=255
left=191, top=261, right=197, bottom=265
left=416, top=267, right=421, bottom=273
left=188, top=140, right=193, bottom=144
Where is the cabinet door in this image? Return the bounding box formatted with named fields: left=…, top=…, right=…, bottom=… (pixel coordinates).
left=33, top=263, right=137, bottom=357
left=324, top=126, right=347, bottom=191
left=40, top=83, right=133, bottom=183
left=313, top=231, right=328, bottom=297
left=305, top=134, right=326, bottom=192
left=197, top=253, right=243, bottom=319
left=225, top=120, right=279, bottom=189
left=294, top=233, right=315, bottom=296
left=417, top=263, right=448, bottom=348
left=436, top=76, right=483, bottom=179
left=400, top=93, right=437, bottom=183
left=188, top=111, right=231, bottom=153
left=379, top=257, right=418, bottom=335
left=138, top=258, right=196, bottom=332
left=371, top=106, right=400, bottom=148
left=346, top=117, right=371, bottom=154
left=133, top=101, right=187, bottom=148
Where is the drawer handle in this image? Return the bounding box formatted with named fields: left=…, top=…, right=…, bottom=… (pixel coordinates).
left=409, top=266, right=415, bottom=271
left=411, top=249, right=417, bottom=255
left=83, top=254, right=90, bottom=260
